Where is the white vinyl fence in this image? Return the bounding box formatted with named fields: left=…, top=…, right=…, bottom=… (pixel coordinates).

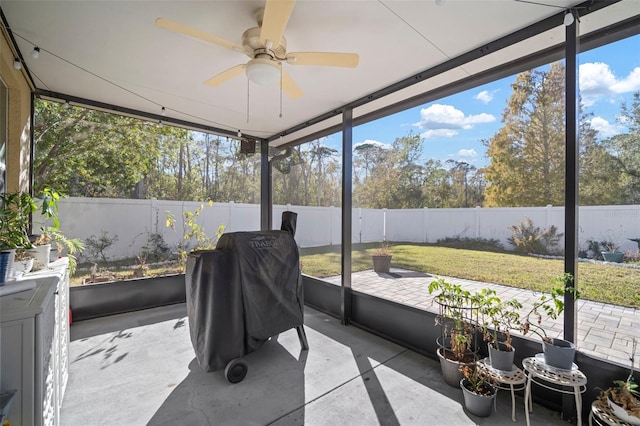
left=35, top=198, right=640, bottom=261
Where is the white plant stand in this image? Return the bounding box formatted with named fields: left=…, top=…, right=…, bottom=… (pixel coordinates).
left=477, top=358, right=527, bottom=421
left=523, top=355, right=587, bottom=426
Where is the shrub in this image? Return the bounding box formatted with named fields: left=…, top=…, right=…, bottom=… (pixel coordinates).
left=507, top=217, right=563, bottom=255
left=436, top=237, right=505, bottom=252
left=141, top=232, right=171, bottom=262
left=84, top=230, right=119, bottom=264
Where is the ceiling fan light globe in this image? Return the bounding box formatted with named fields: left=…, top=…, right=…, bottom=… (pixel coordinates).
left=246, top=58, right=280, bottom=86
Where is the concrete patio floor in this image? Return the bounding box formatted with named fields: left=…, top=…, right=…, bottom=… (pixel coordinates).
left=61, top=303, right=568, bottom=425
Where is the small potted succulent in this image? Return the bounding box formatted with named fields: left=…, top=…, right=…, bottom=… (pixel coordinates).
left=521, top=273, right=579, bottom=370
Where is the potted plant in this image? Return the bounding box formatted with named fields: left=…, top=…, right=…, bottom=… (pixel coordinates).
left=601, top=240, right=624, bottom=263
left=429, top=277, right=482, bottom=387
left=13, top=248, right=35, bottom=276
left=29, top=187, right=84, bottom=274
left=459, top=362, right=497, bottom=417
left=371, top=241, right=392, bottom=273
left=599, top=338, right=640, bottom=424
left=28, top=186, right=61, bottom=269
left=521, top=273, right=579, bottom=370
left=0, top=192, right=37, bottom=281
left=478, top=288, right=523, bottom=371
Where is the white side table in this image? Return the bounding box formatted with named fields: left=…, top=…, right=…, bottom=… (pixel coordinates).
left=477, top=358, right=526, bottom=421
left=523, top=355, right=587, bottom=426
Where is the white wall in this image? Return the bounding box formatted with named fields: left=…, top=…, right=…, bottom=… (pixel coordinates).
left=35, top=198, right=640, bottom=261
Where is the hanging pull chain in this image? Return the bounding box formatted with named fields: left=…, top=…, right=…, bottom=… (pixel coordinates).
left=246, top=78, right=250, bottom=123
left=279, top=63, right=283, bottom=118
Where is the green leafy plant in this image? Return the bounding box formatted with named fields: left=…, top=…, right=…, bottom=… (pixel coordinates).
left=507, top=217, right=563, bottom=255
left=436, top=237, right=505, bottom=252
left=0, top=192, right=37, bottom=250
left=85, top=230, right=118, bottom=264
left=429, top=277, right=483, bottom=361
left=478, top=288, right=523, bottom=351
left=49, top=229, right=84, bottom=275
left=521, top=273, right=579, bottom=343
left=32, top=187, right=84, bottom=274
left=166, top=200, right=225, bottom=270
left=141, top=232, right=171, bottom=262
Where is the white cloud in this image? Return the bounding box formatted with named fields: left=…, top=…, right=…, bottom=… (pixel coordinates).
left=580, top=63, right=640, bottom=106
left=446, top=149, right=480, bottom=164
left=413, top=104, right=495, bottom=138
left=420, top=129, right=458, bottom=139
left=353, top=139, right=390, bottom=150
left=474, top=90, right=494, bottom=104
left=457, top=148, right=478, bottom=159
left=589, top=116, right=624, bottom=138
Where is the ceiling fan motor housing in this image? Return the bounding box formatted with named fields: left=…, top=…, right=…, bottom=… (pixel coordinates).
left=242, top=27, right=287, bottom=59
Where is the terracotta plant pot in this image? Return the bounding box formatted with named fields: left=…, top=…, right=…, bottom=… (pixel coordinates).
left=372, top=255, right=392, bottom=273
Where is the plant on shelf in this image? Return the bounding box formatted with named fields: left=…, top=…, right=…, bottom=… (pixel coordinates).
left=0, top=192, right=36, bottom=281
left=30, top=187, right=84, bottom=274
left=478, top=288, right=523, bottom=371
left=371, top=241, right=392, bottom=273
left=521, top=273, right=579, bottom=369
left=459, top=362, right=497, bottom=417
left=429, top=277, right=482, bottom=387
left=13, top=248, right=35, bottom=275
left=0, top=192, right=36, bottom=250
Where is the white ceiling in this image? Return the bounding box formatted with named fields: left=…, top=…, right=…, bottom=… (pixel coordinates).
left=2, top=0, right=638, bottom=146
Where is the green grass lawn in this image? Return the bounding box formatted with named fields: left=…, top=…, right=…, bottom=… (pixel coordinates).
left=300, top=243, right=640, bottom=308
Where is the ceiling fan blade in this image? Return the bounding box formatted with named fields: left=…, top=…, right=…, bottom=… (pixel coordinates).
left=286, top=52, right=359, bottom=68
left=260, top=0, right=296, bottom=46
left=156, top=17, right=243, bottom=52
left=204, top=64, right=246, bottom=87
left=281, top=69, right=303, bottom=99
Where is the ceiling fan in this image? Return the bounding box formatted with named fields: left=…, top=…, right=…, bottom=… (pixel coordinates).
left=156, top=0, right=359, bottom=99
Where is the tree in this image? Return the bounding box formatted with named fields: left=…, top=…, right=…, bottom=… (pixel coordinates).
left=579, top=105, right=625, bottom=205
left=604, top=91, right=640, bottom=203
left=421, top=159, right=451, bottom=208
left=446, top=160, right=476, bottom=207
left=33, top=99, right=262, bottom=203
left=34, top=100, right=186, bottom=197
left=484, top=63, right=568, bottom=206
left=353, top=132, right=424, bottom=208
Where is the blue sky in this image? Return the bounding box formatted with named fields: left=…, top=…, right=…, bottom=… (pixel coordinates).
left=323, top=34, right=640, bottom=169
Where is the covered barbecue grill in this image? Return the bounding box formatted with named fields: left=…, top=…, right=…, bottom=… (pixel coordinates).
left=185, top=212, right=308, bottom=383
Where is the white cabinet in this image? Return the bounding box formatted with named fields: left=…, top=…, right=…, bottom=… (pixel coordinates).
left=0, top=259, right=69, bottom=426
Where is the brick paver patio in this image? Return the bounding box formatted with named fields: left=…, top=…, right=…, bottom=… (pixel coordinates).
left=324, top=268, right=640, bottom=366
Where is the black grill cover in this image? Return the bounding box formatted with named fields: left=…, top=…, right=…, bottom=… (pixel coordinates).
left=185, top=229, right=303, bottom=372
